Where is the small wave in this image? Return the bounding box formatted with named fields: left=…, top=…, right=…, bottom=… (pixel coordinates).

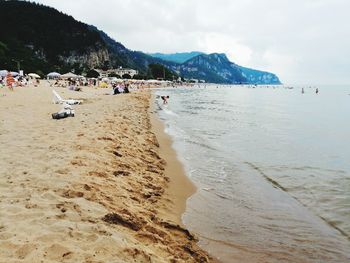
left=163, top=108, right=178, bottom=116
left=245, top=162, right=288, bottom=192
left=245, top=161, right=350, bottom=241
left=185, top=138, right=217, bottom=151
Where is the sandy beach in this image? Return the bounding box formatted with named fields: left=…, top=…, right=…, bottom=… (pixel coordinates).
left=0, top=83, right=214, bottom=262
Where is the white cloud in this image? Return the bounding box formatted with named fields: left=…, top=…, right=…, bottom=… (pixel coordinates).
left=199, top=33, right=253, bottom=66
left=34, top=0, right=350, bottom=84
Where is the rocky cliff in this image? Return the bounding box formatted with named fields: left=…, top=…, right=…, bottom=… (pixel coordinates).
left=151, top=52, right=282, bottom=84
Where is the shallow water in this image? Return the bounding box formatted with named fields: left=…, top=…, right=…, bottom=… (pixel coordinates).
left=155, top=85, right=350, bottom=262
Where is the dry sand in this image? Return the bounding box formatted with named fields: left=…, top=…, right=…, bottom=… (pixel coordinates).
left=0, top=83, right=215, bottom=262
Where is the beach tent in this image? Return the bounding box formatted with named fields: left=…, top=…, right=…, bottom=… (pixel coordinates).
left=0, top=70, right=8, bottom=77
left=47, top=72, right=61, bottom=78
left=61, top=72, right=78, bottom=79
left=28, top=73, right=41, bottom=78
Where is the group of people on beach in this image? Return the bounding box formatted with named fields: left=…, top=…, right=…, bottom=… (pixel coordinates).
left=112, top=82, right=130, bottom=95
left=0, top=73, right=40, bottom=91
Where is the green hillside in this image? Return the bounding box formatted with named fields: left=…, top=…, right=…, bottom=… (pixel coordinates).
left=0, top=0, right=281, bottom=84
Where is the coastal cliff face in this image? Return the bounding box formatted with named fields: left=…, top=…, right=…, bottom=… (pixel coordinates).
left=239, top=66, right=281, bottom=85
left=59, top=48, right=110, bottom=69
left=154, top=52, right=282, bottom=84
left=170, top=53, right=246, bottom=84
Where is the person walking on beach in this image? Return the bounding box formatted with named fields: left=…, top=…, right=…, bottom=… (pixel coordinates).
left=6, top=72, right=15, bottom=91
left=316, top=88, right=319, bottom=94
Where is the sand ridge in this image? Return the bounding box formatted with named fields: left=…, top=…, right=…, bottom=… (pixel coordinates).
left=0, top=84, right=214, bottom=262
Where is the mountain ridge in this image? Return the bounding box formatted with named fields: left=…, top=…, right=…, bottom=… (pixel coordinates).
left=148, top=51, right=204, bottom=64
left=150, top=52, right=281, bottom=84
left=0, top=0, right=281, bottom=84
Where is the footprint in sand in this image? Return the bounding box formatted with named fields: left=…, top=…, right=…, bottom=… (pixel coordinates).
left=44, top=244, right=72, bottom=261
left=15, top=243, right=37, bottom=260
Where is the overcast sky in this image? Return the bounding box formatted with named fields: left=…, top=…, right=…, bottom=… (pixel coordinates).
left=35, top=0, right=350, bottom=84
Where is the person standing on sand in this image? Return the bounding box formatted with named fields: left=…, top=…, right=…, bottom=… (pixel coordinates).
left=124, top=83, right=130, bottom=93
left=316, top=88, right=319, bottom=94
left=6, top=73, right=15, bottom=91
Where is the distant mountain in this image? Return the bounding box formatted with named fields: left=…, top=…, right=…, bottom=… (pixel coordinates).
left=238, top=66, right=281, bottom=85
left=93, top=26, right=165, bottom=73
left=149, top=52, right=204, bottom=64
left=167, top=53, right=281, bottom=84
left=0, top=1, right=281, bottom=84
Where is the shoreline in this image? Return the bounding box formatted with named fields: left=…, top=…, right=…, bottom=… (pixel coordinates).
left=149, top=94, right=196, bottom=226
left=0, top=84, right=214, bottom=262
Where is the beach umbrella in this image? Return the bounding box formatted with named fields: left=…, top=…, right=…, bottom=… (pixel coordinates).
left=47, top=72, right=61, bottom=78
left=0, top=70, right=8, bottom=77
left=28, top=73, right=41, bottom=78
left=61, top=72, right=78, bottom=79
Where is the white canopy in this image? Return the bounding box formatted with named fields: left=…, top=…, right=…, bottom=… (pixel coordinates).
left=146, top=79, right=162, bottom=83
left=0, top=71, right=19, bottom=77
left=61, top=72, right=78, bottom=79
left=0, top=70, right=8, bottom=77
left=28, top=73, right=41, bottom=78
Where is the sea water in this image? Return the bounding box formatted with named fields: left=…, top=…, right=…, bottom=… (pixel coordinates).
left=155, top=85, right=350, bottom=263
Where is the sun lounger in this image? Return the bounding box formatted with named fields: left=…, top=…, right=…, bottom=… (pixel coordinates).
left=52, top=89, right=82, bottom=105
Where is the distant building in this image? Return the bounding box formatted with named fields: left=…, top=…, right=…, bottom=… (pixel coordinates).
left=94, top=67, right=138, bottom=78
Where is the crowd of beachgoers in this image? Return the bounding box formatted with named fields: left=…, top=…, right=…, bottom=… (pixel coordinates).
left=0, top=72, right=179, bottom=95
left=0, top=73, right=41, bottom=90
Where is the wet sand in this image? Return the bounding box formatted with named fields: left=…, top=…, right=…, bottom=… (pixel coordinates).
left=150, top=97, right=197, bottom=226
left=0, top=83, right=214, bottom=262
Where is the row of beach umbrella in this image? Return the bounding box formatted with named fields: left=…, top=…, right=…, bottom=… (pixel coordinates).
left=1, top=71, right=167, bottom=82
left=0, top=70, right=79, bottom=79
left=1, top=70, right=41, bottom=78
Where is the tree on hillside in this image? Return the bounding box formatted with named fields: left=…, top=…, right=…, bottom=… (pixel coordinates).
left=108, top=72, right=120, bottom=78
left=122, top=74, right=131, bottom=79
left=148, top=64, right=177, bottom=80
left=133, top=74, right=147, bottom=80
left=86, top=69, right=100, bottom=78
